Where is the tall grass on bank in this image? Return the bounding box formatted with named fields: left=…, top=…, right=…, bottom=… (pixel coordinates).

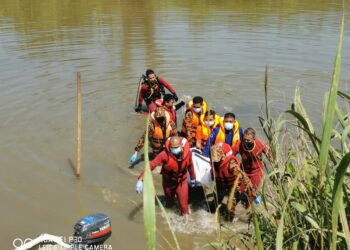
left=249, top=15, right=350, bottom=250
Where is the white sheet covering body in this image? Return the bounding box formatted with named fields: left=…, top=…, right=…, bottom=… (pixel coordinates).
left=188, top=148, right=213, bottom=186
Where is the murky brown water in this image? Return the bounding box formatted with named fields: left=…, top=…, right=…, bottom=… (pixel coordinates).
left=1, top=0, right=350, bottom=249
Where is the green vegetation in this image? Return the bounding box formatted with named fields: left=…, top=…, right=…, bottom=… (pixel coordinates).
left=241, top=15, right=349, bottom=250
left=143, top=115, right=181, bottom=250
left=142, top=115, right=156, bottom=250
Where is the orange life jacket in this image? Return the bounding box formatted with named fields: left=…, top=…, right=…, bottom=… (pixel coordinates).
left=151, top=111, right=172, bottom=152
left=196, top=114, right=225, bottom=150
left=181, top=101, right=207, bottom=146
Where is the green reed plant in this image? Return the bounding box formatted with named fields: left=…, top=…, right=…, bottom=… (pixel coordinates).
left=142, top=115, right=180, bottom=250
left=319, top=15, right=344, bottom=189
left=143, top=115, right=156, bottom=250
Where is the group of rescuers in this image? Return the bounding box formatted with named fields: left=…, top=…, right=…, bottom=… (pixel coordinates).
left=131, top=69, right=273, bottom=221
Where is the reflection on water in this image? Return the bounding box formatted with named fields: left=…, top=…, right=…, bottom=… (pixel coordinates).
left=0, top=0, right=349, bottom=249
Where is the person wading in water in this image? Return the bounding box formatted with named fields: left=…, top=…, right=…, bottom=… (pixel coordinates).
left=135, top=136, right=196, bottom=221
left=135, top=69, right=178, bottom=113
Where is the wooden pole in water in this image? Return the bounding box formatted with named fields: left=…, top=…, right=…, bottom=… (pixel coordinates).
left=76, top=72, right=82, bottom=178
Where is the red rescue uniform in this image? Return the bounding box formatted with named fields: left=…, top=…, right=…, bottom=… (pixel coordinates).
left=211, top=143, right=256, bottom=218
left=138, top=137, right=196, bottom=215
left=154, top=99, right=186, bottom=126
left=232, top=139, right=269, bottom=190
left=164, top=105, right=176, bottom=123
left=138, top=77, right=175, bottom=112
left=212, top=143, right=244, bottom=192
left=214, top=155, right=240, bottom=189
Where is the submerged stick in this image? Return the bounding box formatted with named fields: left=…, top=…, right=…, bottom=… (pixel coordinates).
left=264, top=64, right=269, bottom=121
left=76, top=72, right=82, bottom=178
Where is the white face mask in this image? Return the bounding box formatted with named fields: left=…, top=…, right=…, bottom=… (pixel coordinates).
left=170, top=147, right=182, bottom=155
left=224, top=122, right=234, bottom=130
left=193, top=107, right=202, bottom=113
left=205, top=121, right=214, bottom=127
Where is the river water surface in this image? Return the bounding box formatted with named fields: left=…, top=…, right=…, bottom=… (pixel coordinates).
left=1, top=0, right=350, bottom=249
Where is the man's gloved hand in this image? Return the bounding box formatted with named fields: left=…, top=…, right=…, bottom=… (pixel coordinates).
left=135, top=180, right=143, bottom=194
left=130, top=152, right=138, bottom=164
left=254, top=195, right=262, bottom=205
left=135, top=105, right=142, bottom=112
left=173, top=93, right=179, bottom=102
left=190, top=179, right=196, bottom=188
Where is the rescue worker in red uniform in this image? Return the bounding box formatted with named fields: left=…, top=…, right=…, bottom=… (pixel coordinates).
left=181, top=96, right=207, bottom=147
left=156, top=94, right=185, bottom=126
left=232, top=128, right=273, bottom=191
left=135, top=136, right=196, bottom=218
left=130, top=107, right=177, bottom=164
left=210, top=143, right=256, bottom=220
left=135, top=69, right=178, bottom=113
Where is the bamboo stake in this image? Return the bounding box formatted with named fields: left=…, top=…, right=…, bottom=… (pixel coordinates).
left=76, top=72, right=82, bottom=178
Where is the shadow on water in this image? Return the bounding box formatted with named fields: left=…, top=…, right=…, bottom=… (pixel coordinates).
left=67, top=158, right=77, bottom=176
left=128, top=202, right=143, bottom=221
left=128, top=194, right=166, bottom=221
